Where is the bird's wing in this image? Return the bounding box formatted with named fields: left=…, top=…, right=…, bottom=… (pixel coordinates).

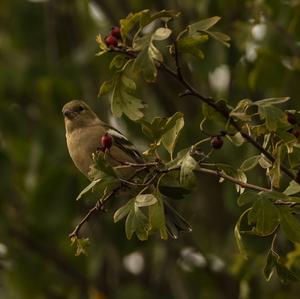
left=102, top=123, right=144, bottom=163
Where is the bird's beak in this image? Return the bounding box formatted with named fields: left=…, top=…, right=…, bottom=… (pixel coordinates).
left=63, top=110, right=75, bottom=119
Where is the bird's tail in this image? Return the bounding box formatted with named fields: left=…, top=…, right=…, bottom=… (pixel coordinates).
left=164, top=201, right=192, bottom=239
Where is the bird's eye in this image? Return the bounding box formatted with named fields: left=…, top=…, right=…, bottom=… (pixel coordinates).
left=77, top=106, right=84, bottom=112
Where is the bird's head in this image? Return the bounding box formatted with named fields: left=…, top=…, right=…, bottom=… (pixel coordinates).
left=62, top=100, right=100, bottom=133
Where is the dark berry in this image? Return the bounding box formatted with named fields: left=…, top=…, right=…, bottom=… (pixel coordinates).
left=105, top=35, right=118, bottom=47
left=111, top=26, right=121, bottom=39
left=292, top=130, right=300, bottom=138
left=101, top=133, right=113, bottom=150
left=211, top=136, right=223, bottom=149
left=287, top=112, right=297, bottom=125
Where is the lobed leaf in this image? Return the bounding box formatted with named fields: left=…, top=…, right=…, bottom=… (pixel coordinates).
left=149, top=195, right=168, bottom=240
left=177, top=35, right=208, bottom=59
left=71, top=236, right=90, bottom=256
left=110, top=74, right=144, bottom=120
left=278, top=206, right=300, bottom=243
left=247, top=199, right=280, bottom=236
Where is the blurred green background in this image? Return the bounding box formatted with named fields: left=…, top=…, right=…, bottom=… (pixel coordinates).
left=1, top=0, right=300, bottom=298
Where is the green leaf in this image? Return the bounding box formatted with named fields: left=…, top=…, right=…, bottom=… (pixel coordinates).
left=248, top=199, right=280, bottom=236
left=284, top=181, right=300, bottom=196
left=188, top=16, right=221, bottom=34
left=109, top=55, right=130, bottom=70
left=258, top=155, right=272, bottom=169
left=133, top=45, right=157, bottom=82
left=268, top=144, right=284, bottom=188
left=264, top=247, right=299, bottom=283
left=253, top=97, right=290, bottom=107
left=202, top=100, right=230, bottom=128
left=288, top=147, right=300, bottom=169
left=278, top=206, right=300, bottom=243
left=205, top=31, right=231, bottom=47
left=234, top=208, right=251, bottom=257
left=76, top=178, right=102, bottom=201
left=132, top=26, right=171, bottom=82
left=177, top=35, right=208, bottom=59
left=135, top=194, right=158, bottom=207
left=71, top=236, right=90, bottom=256
left=258, top=105, right=287, bottom=132
left=95, top=34, right=108, bottom=56
left=110, top=73, right=144, bottom=120
left=158, top=172, right=191, bottom=199
left=140, top=112, right=185, bottom=155
left=98, top=79, right=114, bottom=97
left=276, top=263, right=299, bottom=283
left=161, top=112, right=184, bottom=158
left=140, top=10, right=180, bottom=27
left=237, top=191, right=258, bottom=207
left=120, top=10, right=150, bottom=40
left=149, top=195, right=168, bottom=240
left=113, top=198, right=135, bottom=223
left=125, top=206, right=150, bottom=240
left=240, top=155, right=260, bottom=172
left=88, top=152, right=117, bottom=179
left=180, top=152, right=198, bottom=187
left=264, top=250, right=278, bottom=281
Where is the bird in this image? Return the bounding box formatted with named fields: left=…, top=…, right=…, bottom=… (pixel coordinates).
left=62, top=99, right=191, bottom=238
left=62, top=100, right=142, bottom=179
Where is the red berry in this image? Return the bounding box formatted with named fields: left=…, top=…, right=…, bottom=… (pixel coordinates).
left=111, top=26, right=121, bottom=39
left=101, top=133, right=113, bottom=150
left=105, top=35, right=118, bottom=47
left=287, top=112, right=297, bottom=125
left=292, top=130, right=300, bottom=138
left=211, top=136, right=223, bottom=149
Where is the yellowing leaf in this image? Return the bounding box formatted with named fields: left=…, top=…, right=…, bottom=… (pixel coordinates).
left=188, top=16, right=221, bottom=34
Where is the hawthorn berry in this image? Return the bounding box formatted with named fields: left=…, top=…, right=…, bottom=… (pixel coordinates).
left=211, top=136, right=223, bottom=149
left=287, top=112, right=297, bottom=125
left=101, top=133, right=113, bottom=150
left=111, top=26, right=121, bottom=39
left=292, top=129, right=300, bottom=138
left=105, top=35, right=118, bottom=47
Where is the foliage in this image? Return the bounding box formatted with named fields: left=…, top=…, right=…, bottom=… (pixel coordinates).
left=2, top=1, right=300, bottom=299
left=71, top=8, right=300, bottom=285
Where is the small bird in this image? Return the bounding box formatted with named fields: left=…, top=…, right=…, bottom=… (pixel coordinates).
left=62, top=100, right=142, bottom=179
left=62, top=99, right=191, bottom=238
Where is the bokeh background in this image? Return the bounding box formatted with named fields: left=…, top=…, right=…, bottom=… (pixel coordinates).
left=1, top=0, right=300, bottom=298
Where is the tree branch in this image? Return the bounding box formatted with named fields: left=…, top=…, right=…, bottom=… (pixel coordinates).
left=112, top=46, right=298, bottom=183
left=69, top=166, right=149, bottom=238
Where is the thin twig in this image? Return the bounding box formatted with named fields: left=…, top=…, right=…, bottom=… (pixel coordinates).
left=69, top=165, right=152, bottom=238
left=197, top=167, right=270, bottom=193
left=69, top=189, right=118, bottom=239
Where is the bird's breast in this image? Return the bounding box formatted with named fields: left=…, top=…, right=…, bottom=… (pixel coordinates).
left=66, top=127, right=103, bottom=177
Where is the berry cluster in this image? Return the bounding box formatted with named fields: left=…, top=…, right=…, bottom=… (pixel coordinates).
left=105, top=26, right=121, bottom=47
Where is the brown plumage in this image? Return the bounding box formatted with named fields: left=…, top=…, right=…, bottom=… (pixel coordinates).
left=62, top=100, right=142, bottom=179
